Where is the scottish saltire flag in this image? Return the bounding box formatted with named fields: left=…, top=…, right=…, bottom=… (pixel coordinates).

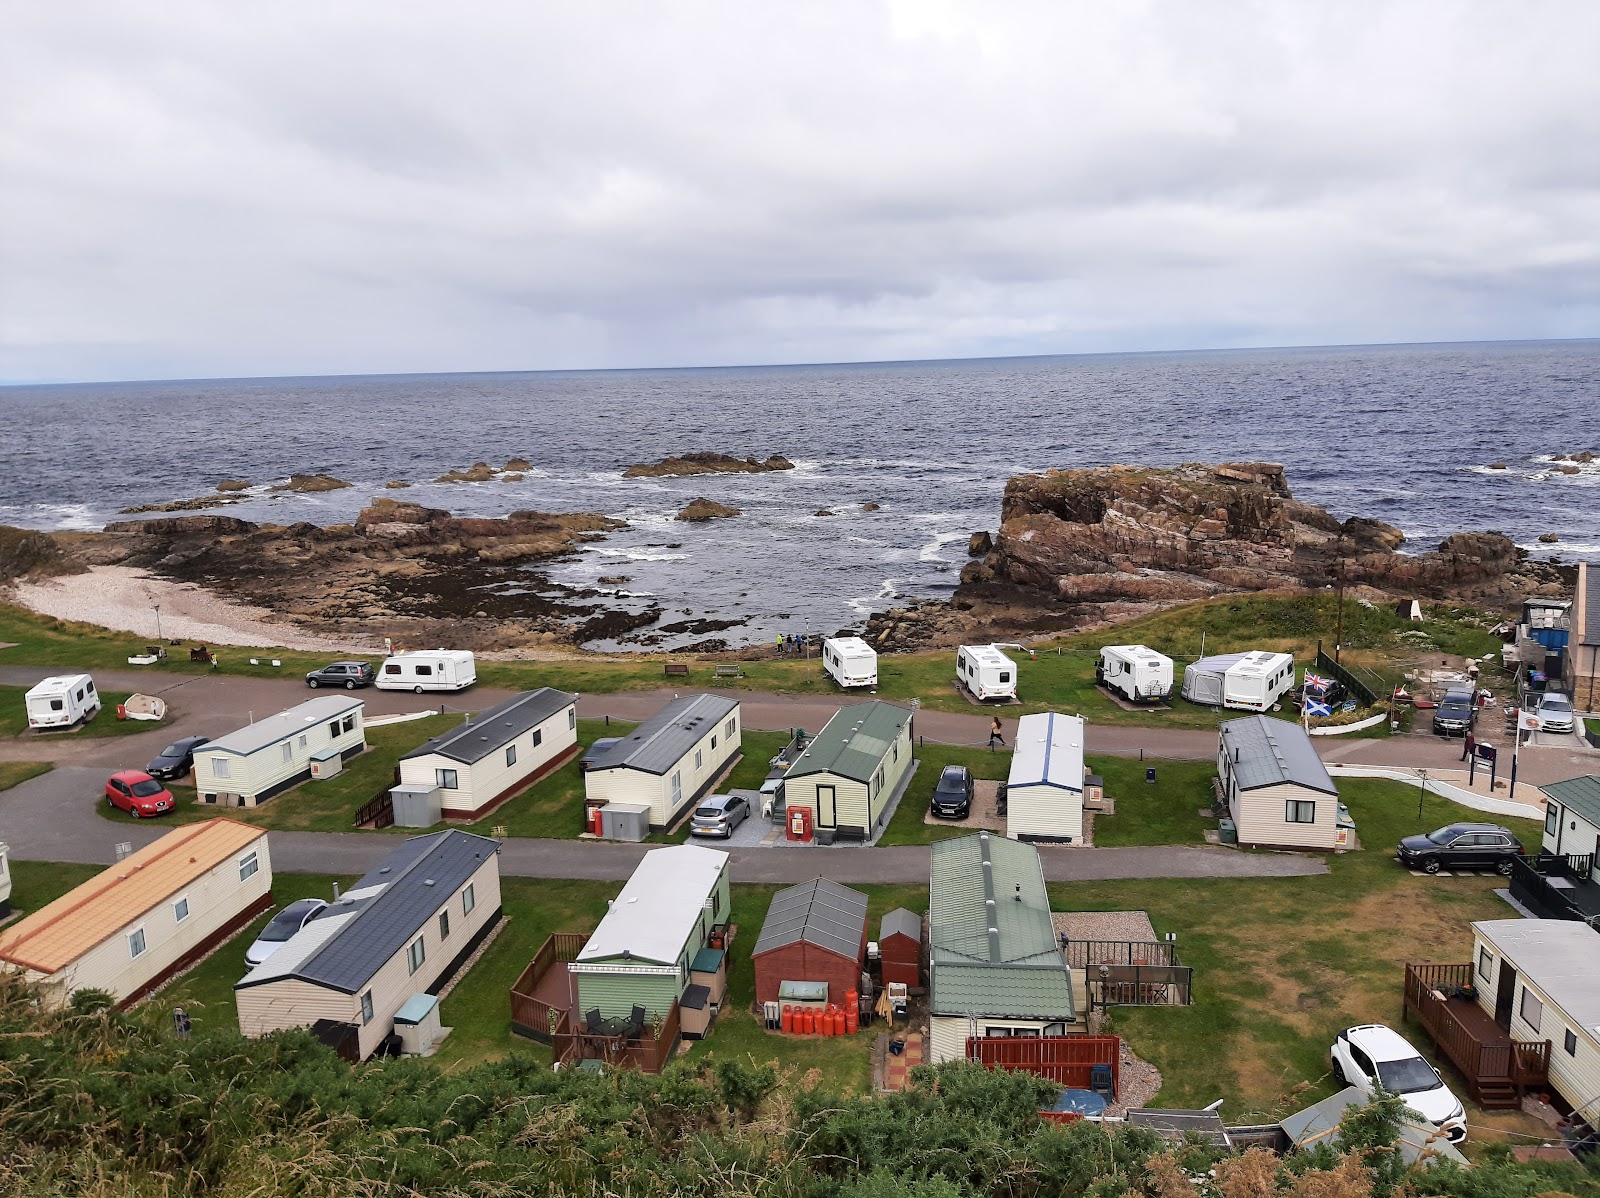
left=1305, top=698, right=1334, bottom=718
left=1303, top=671, right=1332, bottom=690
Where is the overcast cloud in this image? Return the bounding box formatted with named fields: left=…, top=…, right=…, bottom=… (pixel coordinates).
left=2, top=1, right=1597, bottom=382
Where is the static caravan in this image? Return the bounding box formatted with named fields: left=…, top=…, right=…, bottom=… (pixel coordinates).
left=956, top=644, right=1017, bottom=702
left=570, top=844, right=731, bottom=1022
left=24, top=673, right=100, bottom=730
left=236, top=830, right=501, bottom=1061
left=376, top=649, right=477, bottom=693
left=1006, top=712, right=1086, bottom=843
left=582, top=694, right=742, bottom=830
left=193, top=695, right=366, bottom=807
left=782, top=700, right=915, bottom=842
left=1182, top=651, right=1295, bottom=711
left=927, top=832, right=1076, bottom=1064
left=1469, top=920, right=1600, bottom=1120
left=397, top=688, right=578, bottom=822
left=1217, top=715, right=1340, bottom=851
left=1541, top=775, right=1600, bottom=859
left=1096, top=646, right=1173, bottom=704
left=822, top=636, right=879, bottom=689
left=0, top=819, right=272, bottom=1010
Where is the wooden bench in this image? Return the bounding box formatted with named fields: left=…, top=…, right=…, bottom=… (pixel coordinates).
left=713, top=664, right=744, bottom=679
left=663, top=663, right=690, bottom=678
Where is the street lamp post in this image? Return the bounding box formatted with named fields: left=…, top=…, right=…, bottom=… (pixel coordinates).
left=154, top=604, right=162, bottom=643
left=1415, top=767, right=1429, bottom=821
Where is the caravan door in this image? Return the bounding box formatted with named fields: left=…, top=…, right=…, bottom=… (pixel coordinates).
left=816, top=785, right=838, bottom=829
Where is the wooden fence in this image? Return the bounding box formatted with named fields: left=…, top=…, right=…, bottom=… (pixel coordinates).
left=509, top=932, right=589, bottom=1040
left=1402, top=963, right=1549, bottom=1108
left=967, top=1034, right=1121, bottom=1093
left=553, top=1000, right=683, bottom=1074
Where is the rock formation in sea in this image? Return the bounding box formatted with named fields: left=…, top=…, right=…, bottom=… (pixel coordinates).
left=675, top=498, right=741, bottom=522
left=270, top=473, right=351, bottom=493
left=621, top=452, right=794, bottom=478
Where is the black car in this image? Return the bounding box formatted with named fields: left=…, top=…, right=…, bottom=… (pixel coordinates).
left=1396, top=823, right=1524, bottom=875
left=1431, top=688, right=1476, bottom=737
left=305, top=661, right=377, bottom=689
left=145, top=735, right=211, bottom=780
left=930, top=765, right=974, bottom=819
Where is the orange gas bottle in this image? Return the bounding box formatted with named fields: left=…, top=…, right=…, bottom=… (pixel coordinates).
left=782, top=1005, right=794, bottom=1033
left=805, top=1008, right=818, bottom=1035
left=834, top=1007, right=847, bottom=1036
left=798, top=1008, right=811, bottom=1035
left=822, top=1006, right=835, bottom=1036
left=845, top=988, right=858, bottom=1016
left=588, top=807, right=604, bottom=836
left=845, top=1006, right=859, bottom=1034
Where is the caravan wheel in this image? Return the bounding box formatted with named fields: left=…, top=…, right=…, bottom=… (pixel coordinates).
left=414, top=685, right=424, bottom=694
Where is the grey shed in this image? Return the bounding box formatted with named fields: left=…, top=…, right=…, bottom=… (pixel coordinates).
left=752, top=878, right=869, bottom=959
left=880, top=908, right=922, bottom=944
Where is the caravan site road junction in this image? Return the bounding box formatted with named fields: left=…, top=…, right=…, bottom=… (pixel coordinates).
left=1, top=665, right=1590, bottom=885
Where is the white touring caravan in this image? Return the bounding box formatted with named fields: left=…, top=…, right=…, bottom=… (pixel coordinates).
left=956, top=644, right=1018, bottom=702
left=24, top=674, right=101, bottom=731
left=1181, top=650, right=1295, bottom=711
left=376, top=649, right=477, bottom=693
left=1096, top=645, right=1174, bottom=704
left=822, top=636, right=879, bottom=689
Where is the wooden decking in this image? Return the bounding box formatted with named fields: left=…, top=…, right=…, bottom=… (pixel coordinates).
left=509, top=932, right=588, bottom=1040
left=1403, top=963, right=1550, bottom=1109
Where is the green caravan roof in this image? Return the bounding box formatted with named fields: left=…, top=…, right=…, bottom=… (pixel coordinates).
left=784, top=700, right=913, bottom=784
left=1543, top=775, right=1600, bottom=830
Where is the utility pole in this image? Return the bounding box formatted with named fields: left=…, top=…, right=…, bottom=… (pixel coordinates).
left=1334, top=559, right=1345, bottom=664
left=154, top=603, right=162, bottom=643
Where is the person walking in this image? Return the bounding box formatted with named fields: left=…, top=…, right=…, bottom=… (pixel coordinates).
left=1461, top=729, right=1475, bottom=762
left=988, top=715, right=1006, bottom=749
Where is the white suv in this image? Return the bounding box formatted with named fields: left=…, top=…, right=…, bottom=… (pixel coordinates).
left=1331, top=1024, right=1466, bottom=1143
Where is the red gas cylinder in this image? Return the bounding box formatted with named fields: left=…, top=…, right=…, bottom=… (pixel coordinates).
left=806, top=1008, right=818, bottom=1035
left=845, top=1006, right=859, bottom=1034
left=835, top=1007, right=847, bottom=1036
left=588, top=807, right=604, bottom=835
left=824, top=1006, right=837, bottom=1036
left=798, top=1008, right=811, bottom=1035
left=781, top=1005, right=793, bottom=1034
left=845, top=988, right=858, bottom=1015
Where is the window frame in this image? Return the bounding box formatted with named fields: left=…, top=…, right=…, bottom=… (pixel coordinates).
left=505, top=744, right=517, bottom=768
left=1546, top=806, right=1560, bottom=837
left=439, top=910, right=451, bottom=941
left=1564, top=1028, right=1577, bottom=1056
left=1285, top=799, right=1316, bottom=824
left=407, top=936, right=426, bottom=975
left=128, top=927, right=148, bottom=959
left=462, top=883, right=476, bottom=916
left=361, top=990, right=375, bottom=1024
left=238, top=851, right=260, bottom=883
left=1520, top=987, right=1543, bottom=1031
left=213, top=757, right=232, bottom=779
left=173, top=896, right=190, bottom=924
left=1477, top=946, right=1493, bottom=980
left=436, top=768, right=459, bottom=790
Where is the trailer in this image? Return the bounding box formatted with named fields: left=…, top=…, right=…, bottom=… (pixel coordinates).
left=1181, top=651, right=1295, bottom=711
left=956, top=644, right=1017, bottom=702
left=375, top=649, right=477, bottom=693
left=1096, top=645, right=1173, bottom=704
left=822, top=636, right=878, bottom=689
left=24, top=673, right=101, bottom=731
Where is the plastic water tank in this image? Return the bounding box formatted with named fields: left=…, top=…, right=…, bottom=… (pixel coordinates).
left=1218, top=818, right=1238, bottom=845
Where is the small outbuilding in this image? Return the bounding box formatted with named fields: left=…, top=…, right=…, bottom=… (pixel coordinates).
left=0, top=819, right=272, bottom=1009
left=1005, top=712, right=1086, bottom=843
left=194, top=695, right=366, bottom=807
left=582, top=694, right=742, bottom=830
left=751, top=878, right=868, bottom=1007
left=781, top=700, right=915, bottom=842
left=397, top=688, right=579, bottom=821
left=235, top=829, right=501, bottom=1061
left=1217, top=715, right=1340, bottom=850
left=878, top=908, right=922, bottom=988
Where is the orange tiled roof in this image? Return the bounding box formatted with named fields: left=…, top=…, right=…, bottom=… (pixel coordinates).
left=0, top=819, right=267, bottom=973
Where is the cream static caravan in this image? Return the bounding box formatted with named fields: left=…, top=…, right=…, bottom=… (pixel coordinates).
left=581, top=694, right=742, bottom=830
left=193, top=695, right=366, bottom=807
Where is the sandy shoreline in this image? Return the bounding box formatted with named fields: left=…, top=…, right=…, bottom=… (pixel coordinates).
left=7, top=566, right=379, bottom=653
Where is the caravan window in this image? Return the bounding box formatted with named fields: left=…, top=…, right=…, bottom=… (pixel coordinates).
left=505, top=744, right=517, bottom=768
left=86, top=681, right=95, bottom=694
left=328, top=720, right=341, bottom=737
left=415, top=664, right=433, bottom=676
left=281, top=743, right=293, bottom=763
left=214, top=758, right=232, bottom=779
left=725, top=717, right=736, bottom=737
left=238, top=852, right=259, bottom=882
left=568, top=707, right=576, bottom=729
left=695, top=749, right=703, bottom=770
left=49, top=699, right=63, bottom=711
left=532, top=729, right=541, bottom=746
left=1545, top=807, right=1559, bottom=836
left=75, top=688, right=85, bottom=701
left=1286, top=800, right=1316, bottom=824
left=407, top=936, right=426, bottom=975
left=437, top=769, right=458, bottom=790
left=128, top=928, right=147, bottom=959
left=384, top=663, right=401, bottom=675
left=1000, top=672, right=1011, bottom=683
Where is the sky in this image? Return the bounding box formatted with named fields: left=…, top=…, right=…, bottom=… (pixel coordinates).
left=2, top=1, right=1597, bottom=383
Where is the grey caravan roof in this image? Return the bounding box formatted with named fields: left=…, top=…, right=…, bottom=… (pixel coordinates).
left=201, top=695, right=363, bottom=756
left=235, top=830, right=498, bottom=994
left=752, top=878, right=869, bottom=960
left=584, top=693, right=739, bottom=776
left=401, top=688, right=575, bottom=765
left=1180, top=653, right=1248, bottom=705
left=1219, top=715, right=1338, bottom=796
left=1007, top=712, right=1084, bottom=792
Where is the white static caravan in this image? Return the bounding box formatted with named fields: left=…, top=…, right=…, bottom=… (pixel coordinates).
left=582, top=694, right=742, bottom=830
left=1005, top=712, right=1086, bottom=843
left=956, top=644, right=1017, bottom=702
left=194, top=695, right=366, bottom=807
left=24, top=673, right=100, bottom=730
left=376, top=649, right=477, bottom=693
left=822, top=637, right=879, bottom=689
left=1181, top=651, right=1296, bottom=711
left=1217, top=715, right=1340, bottom=851
left=1097, top=646, right=1173, bottom=704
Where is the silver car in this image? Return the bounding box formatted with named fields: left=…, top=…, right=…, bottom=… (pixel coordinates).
left=1535, top=692, right=1576, bottom=734
left=245, top=897, right=328, bottom=967
left=690, top=794, right=750, bottom=838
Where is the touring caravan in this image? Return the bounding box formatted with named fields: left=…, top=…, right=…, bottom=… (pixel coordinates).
left=1181, top=651, right=1295, bottom=712
left=956, top=644, right=1017, bottom=702
left=24, top=674, right=101, bottom=731
left=822, top=636, right=878, bottom=689
left=1096, top=645, right=1173, bottom=704
left=376, top=649, right=477, bottom=693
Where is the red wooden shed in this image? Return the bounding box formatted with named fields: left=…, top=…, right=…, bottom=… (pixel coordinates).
left=751, top=878, right=868, bottom=1008
left=878, top=907, right=922, bottom=988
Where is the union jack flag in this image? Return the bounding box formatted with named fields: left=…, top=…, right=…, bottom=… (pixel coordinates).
left=1303, top=672, right=1332, bottom=691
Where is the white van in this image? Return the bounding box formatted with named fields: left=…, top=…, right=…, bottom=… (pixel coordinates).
left=375, top=650, right=477, bottom=693
left=822, top=636, right=878, bottom=689
left=956, top=644, right=1017, bottom=702
left=1096, top=645, right=1174, bottom=704
left=24, top=673, right=101, bottom=730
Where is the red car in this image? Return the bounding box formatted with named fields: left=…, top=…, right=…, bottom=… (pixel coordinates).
left=105, top=770, right=175, bottom=818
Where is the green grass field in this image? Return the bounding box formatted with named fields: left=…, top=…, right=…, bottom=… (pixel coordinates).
left=0, top=761, right=52, bottom=792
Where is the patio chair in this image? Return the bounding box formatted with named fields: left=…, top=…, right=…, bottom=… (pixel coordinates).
left=585, top=1008, right=604, bottom=1034
left=626, top=1005, right=647, bottom=1040
left=1090, top=1064, right=1115, bottom=1100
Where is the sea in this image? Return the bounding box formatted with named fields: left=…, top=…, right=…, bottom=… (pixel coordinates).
left=2, top=339, right=1597, bottom=650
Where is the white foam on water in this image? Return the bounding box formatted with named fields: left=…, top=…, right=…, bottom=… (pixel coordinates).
left=846, top=577, right=902, bottom=617
left=593, top=547, right=688, bottom=562
left=918, top=530, right=970, bottom=562
left=0, top=502, right=102, bottom=531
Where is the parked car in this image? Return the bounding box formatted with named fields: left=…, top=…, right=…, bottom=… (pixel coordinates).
left=304, top=661, right=376, bottom=689
left=1535, top=691, right=1576, bottom=735
left=145, top=734, right=211, bottom=780
left=104, top=770, right=175, bottom=818
left=1431, top=687, right=1476, bottom=737
left=1396, top=822, right=1524, bottom=875
left=244, top=897, right=330, bottom=967
left=689, top=794, right=750, bottom=838
left=930, top=765, right=974, bottom=819
left=1331, top=1024, right=1466, bottom=1143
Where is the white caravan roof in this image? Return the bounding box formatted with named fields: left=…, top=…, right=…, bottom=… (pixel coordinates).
left=1008, top=712, right=1085, bottom=792
left=200, top=695, right=364, bottom=756
left=24, top=674, right=93, bottom=698
left=961, top=644, right=1014, bottom=668
left=1229, top=651, right=1293, bottom=678
left=385, top=649, right=475, bottom=664
left=1103, top=645, right=1170, bottom=665
left=826, top=636, right=876, bottom=659
left=576, top=843, right=728, bottom=967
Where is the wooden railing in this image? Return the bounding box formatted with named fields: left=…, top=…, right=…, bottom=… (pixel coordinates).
left=1403, top=963, right=1550, bottom=1108
left=508, top=933, right=590, bottom=1040
left=968, top=1034, right=1120, bottom=1092
left=1509, top=854, right=1598, bottom=922
left=552, top=999, right=682, bottom=1074
left=1064, top=941, right=1193, bottom=1007
left=354, top=791, right=394, bottom=830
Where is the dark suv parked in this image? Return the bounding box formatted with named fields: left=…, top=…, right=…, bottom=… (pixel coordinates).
left=305, top=661, right=377, bottom=689
left=1431, top=688, right=1476, bottom=737
left=1396, top=823, right=1524, bottom=875
left=930, top=765, right=974, bottom=819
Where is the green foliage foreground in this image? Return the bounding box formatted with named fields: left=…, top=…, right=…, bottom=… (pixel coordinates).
left=1, top=981, right=1593, bottom=1198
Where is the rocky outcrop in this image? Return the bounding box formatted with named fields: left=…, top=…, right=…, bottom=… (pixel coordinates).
left=862, top=502, right=880, bottom=511
left=385, top=480, right=411, bottom=489
left=434, top=459, right=533, bottom=484
left=0, top=525, right=81, bottom=584
left=270, top=474, right=351, bottom=493
left=968, top=531, right=993, bottom=556
left=622, top=452, right=795, bottom=479
left=675, top=498, right=741, bottom=522
left=118, top=495, right=247, bottom=514
left=216, top=479, right=252, bottom=492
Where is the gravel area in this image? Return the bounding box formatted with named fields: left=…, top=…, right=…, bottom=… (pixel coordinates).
left=921, top=778, right=1005, bottom=831
left=1051, top=910, right=1158, bottom=945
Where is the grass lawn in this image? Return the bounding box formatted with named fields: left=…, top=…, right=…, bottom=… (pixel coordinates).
left=0, top=761, right=51, bottom=792
left=1088, top=756, right=1217, bottom=846
left=1, top=685, right=159, bottom=739
left=487, top=719, right=632, bottom=839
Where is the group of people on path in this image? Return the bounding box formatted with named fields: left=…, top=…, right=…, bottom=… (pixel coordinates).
left=775, top=633, right=812, bottom=655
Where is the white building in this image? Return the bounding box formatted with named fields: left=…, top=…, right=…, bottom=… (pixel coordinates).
left=1217, top=715, right=1340, bottom=850
left=24, top=673, right=101, bottom=730
left=193, top=696, right=366, bottom=807
left=0, top=819, right=272, bottom=1010
left=396, top=688, right=578, bottom=822
left=1541, top=775, right=1600, bottom=860
left=1005, top=712, right=1086, bottom=843
left=582, top=694, right=742, bottom=830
